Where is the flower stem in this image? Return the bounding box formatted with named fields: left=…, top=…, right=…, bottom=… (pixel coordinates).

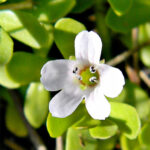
left=56, top=136, right=63, bottom=150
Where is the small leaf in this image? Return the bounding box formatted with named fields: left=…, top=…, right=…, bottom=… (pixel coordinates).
left=0, top=65, right=20, bottom=89
left=110, top=102, right=141, bottom=139
left=34, top=23, right=54, bottom=57
left=46, top=104, right=86, bottom=137
left=5, top=104, right=28, bottom=137
left=139, top=123, right=150, bottom=146
left=140, top=46, right=150, bottom=67
left=66, top=128, right=98, bottom=150
left=121, top=135, right=142, bottom=150
left=73, top=113, right=100, bottom=129
left=108, top=80, right=150, bottom=121
left=0, top=27, right=13, bottom=65
left=0, top=0, right=6, bottom=3
left=6, top=52, right=46, bottom=85
left=72, top=0, right=94, bottom=13
left=106, top=0, right=150, bottom=33
left=97, top=136, right=117, bottom=150
left=0, top=10, right=49, bottom=49
left=32, top=0, right=76, bottom=22
left=138, top=23, right=150, bottom=44
left=108, top=0, right=133, bottom=16
left=54, top=18, right=86, bottom=58
left=89, top=119, right=118, bottom=139
left=24, top=82, right=49, bottom=128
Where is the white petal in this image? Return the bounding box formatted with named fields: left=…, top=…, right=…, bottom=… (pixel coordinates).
left=85, top=87, right=111, bottom=120
left=40, top=59, right=76, bottom=91
left=75, top=31, right=102, bottom=64
left=49, top=88, right=83, bottom=118
left=98, top=64, right=125, bottom=98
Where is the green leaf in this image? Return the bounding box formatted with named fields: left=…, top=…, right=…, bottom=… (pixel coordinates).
left=108, top=0, right=133, bottom=16
left=121, top=135, right=150, bottom=150
left=0, top=10, right=49, bottom=49
left=34, top=23, right=54, bottom=57
left=73, top=113, right=100, bottom=129
left=0, top=0, right=6, bottom=3
left=46, top=104, right=86, bottom=137
left=108, top=80, right=150, bottom=121
left=109, top=102, right=141, bottom=139
left=121, top=135, right=141, bottom=150
left=0, top=65, right=20, bottom=89
left=138, top=23, right=150, bottom=67
left=54, top=18, right=86, bottom=58
left=72, top=0, right=94, bottom=13
left=138, top=23, right=150, bottom=44
left=106, top=0, right=150, bottom=33
left=32, top=0, right=76, bottom=22
left=139, top=47, right=150, bottom=68
left=24, top=82, right=49, bottom=128
left=89, top=119, right=118, bottom=139
left=139, top=123, right=150, bottom=146
left=66, top=128, right=98, bottom=150
left=5, top=104, right=28, bottom=137
left=97, top=136, right=117, bottom=150
left=6, top=52, right=46, bottom=85
left=0, top=27, right=13, bottom=65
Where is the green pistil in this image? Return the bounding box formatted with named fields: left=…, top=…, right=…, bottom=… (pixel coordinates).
left=80, top=67, right=99, bottom=87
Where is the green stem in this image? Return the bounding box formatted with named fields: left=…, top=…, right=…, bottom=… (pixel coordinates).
left=0, top=0, right=33, bottom=10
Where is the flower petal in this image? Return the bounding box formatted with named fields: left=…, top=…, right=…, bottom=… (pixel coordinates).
left=40, top=59, right=76, bottom=91
left=85, top=87, right=111, bottom=120
left=49, top=88, right=83, bottom=118
left=98, top=64, right=125, bottom=98
left=75, top=31, right=102, bottom=64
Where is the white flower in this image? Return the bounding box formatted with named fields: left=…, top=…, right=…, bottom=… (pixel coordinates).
left=40, top=31, right=125, bottom=120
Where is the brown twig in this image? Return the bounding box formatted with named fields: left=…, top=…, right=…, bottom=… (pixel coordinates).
left=4, top=138, right=25, bottom=150
left=8, top=90, right=47, bottom=150
left=106, top=40, right=150, bottom=66
left=0, top=0, right=33, bottom=10
left=139, top=70, right=150, bottom=88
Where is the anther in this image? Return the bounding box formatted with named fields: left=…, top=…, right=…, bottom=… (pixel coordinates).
left=73, top=67, right=78, bottom=74
left=90, top=66, right=96, bottom=73
left=76, top=74, right=82, bottom=80
left=89, top=76, right=98, bottom=83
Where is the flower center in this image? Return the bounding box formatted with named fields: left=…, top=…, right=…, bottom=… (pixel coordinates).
left=73, top=65, right=99, bottom=90
left=80, top=66, right=99, bottom=86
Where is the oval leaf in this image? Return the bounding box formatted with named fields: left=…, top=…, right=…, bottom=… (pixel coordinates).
left=66, top=128, right=98, bottom=150
left=6, top=52, right=46, bottom=85
left=24, top=82, right=49, bottom=128
left=106, top=0, right=150, bottom=33
left=5, top=104, right=28, bottom=137
left=108, top=0, right=133, bottom=16
left=54, top=18, right=86, bottom=58
left=0, top=65, right=20, bottom=89
left=72, top=0, right=94, bottom=13
left=121, top=135, right=142, bottom=150
left=89, top=119, right=118, bottom=139
left=0, top=27, right=13, bottom=65
left=0, top=10, right=49, bottom=49
left=139, top=123, right=150, bottom=146
left=109, top=102, right=141, bottom=139
left=46, top=104, right=86, bottom=137
left=32, top=0, right=76, bottom=22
